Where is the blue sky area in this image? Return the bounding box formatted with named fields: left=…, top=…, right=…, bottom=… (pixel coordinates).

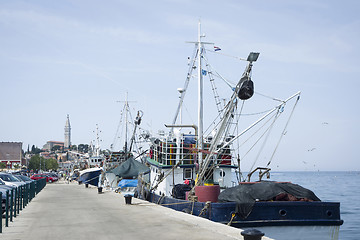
left=1, top=0, right=359, bottom=171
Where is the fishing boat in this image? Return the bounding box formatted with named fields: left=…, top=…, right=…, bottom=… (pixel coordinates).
left=136, top=22, right=343, bottom=240
left=78, top=125, right=103, bottom=187
left=98, top=94, right=146, bottom=190
left=88, top=126, right=104, bottom=168
left=78, top=167, right=102, bottom=187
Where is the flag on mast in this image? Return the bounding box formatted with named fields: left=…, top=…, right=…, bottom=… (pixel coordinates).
left=214, top=46, right=221, bottom=51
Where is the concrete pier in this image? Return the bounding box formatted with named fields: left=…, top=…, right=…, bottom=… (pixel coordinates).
left=1, top=181, right=273, bottom=240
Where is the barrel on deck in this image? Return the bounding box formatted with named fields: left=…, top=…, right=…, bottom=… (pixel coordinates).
left=194, top=185, right=220, bottom=202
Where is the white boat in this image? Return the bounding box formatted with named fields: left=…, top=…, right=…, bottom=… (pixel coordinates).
left=136, top=22, right=343, bottom=240
left=77, top=125, right=104, bottom=187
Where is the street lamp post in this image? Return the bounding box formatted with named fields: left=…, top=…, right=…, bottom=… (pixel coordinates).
left=7, top=161, right=11, bottom=171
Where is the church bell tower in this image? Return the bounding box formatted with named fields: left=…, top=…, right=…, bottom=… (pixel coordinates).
left=64, top=114, right=71, bottom=150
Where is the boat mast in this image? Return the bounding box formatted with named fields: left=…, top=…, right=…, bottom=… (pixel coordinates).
left=196, top=52, right=259, bottom=185
left=197, top=21, right=204, bottom=165
left=95, top=124, right=101, bottom=156
left=129, top=110, right=143, bottom=152
left=124, top=92, right=129, bottom=155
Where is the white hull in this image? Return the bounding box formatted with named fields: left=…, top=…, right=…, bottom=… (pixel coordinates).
left=254, top=225, right=340, bottom=240
left=149, top=164, right=236, bottom=196
left=99, top=172, right=118, bottom=189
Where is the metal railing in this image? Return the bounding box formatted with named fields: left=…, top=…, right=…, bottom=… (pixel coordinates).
left=151, top=140, right=233, bottom=166
left=0, top=178, right=47, bottom=233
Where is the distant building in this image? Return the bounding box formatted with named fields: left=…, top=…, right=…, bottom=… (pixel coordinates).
left=40, top=151, right=57, bottom=160
left=59, top=161, right=72, bottom=169
left=42, top=141, right=64, bottom=151
left=0, top=142, right=23, bottom=168
left=64, top=114, right=71, bottom=150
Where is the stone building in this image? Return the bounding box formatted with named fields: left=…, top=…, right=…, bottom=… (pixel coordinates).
left=42, top=141, right=64, bottom=151
left=0, top=142, right=23, bottom=168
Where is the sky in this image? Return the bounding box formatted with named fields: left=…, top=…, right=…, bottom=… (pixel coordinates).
left=1, top=0, right=359, bottom=171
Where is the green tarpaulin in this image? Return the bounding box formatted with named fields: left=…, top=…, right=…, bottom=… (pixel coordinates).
left=109, top=158, right=149, bottom=179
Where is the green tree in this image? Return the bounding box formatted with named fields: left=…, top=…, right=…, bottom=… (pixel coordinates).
left=51, top=145, right=61, bottom=152
left=28, top=155, right=59, bottom=171
left=78, top=144, right=89, bottom=153
left=45, top=158, right=59, bottom=171
left=31, top=145, right=42, bottom=154
left=0, top=162, right=6, bottom=169
left=28, top=155, right=41, bottom=171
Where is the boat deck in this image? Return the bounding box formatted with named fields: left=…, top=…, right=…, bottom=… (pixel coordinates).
left=0, top=180, right=273, bottom=240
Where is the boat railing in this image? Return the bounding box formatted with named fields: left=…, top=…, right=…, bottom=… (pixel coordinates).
left=149, top=139, right=233, bottom=166
left=247, top=167, right=271, bottom=182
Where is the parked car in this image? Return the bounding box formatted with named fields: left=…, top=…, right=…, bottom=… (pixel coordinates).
left=0, top=187, right=7, bottom=214
left=14, top=174, right=34, bottom=183
left=0, top=179, right=17, bottom=191
left=30, top=173, right=58, bottom=183
left=0, top=173, right=26, bottom=187
left=47, top=172, right=59, bottom=178
left=0, top=179, right=16, bottom=214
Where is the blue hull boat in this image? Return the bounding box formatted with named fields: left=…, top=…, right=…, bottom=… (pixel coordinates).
left=135, top=23, right=343, bottom=239
left=135, top=188, right=343, bottom=239
left=146, top=192, right=342, bottom=228
left=79, top=167, right=102, bottom=187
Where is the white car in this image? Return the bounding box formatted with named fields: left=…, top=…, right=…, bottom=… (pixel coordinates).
left=0, top=173, right=26, bottom=187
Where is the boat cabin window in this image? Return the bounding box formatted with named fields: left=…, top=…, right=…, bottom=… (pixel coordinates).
left=183, top=168, right=192, bottom=180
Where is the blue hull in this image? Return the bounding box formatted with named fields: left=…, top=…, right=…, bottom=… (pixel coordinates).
left=79, top=169, right=101, bottom=187
left=145, top=193, right=343, bottom=228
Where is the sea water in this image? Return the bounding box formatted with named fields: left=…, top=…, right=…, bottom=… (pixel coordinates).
left=269, top=171, right=360, bottom=240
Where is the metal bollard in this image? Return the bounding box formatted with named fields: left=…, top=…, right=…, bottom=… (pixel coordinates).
left=10, top=189, right=13, bottom=222
left=23, top=185, right=26, bottom=208
left=241, top=229, right=265, bottom=240
left=25, top=184, right=29, bottom=206
left=26, top=184, right=29, bottom=205
left=35, top=180, right=38, bottom=194
left=124, top=195, right=133, bottom=204
left=30, top=182, right=34, bottom=201
left=14, top=188, right=17, bottom=217
left=5, top=190, right=9, bottom=227
left=19, top=185, right=23, bottom=211
left=32, top=182, right=36, bottom=199
left=0, top=192, right=2, bottom=233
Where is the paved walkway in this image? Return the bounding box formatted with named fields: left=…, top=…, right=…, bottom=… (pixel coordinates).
left=0, top=181, right=273, bottom=240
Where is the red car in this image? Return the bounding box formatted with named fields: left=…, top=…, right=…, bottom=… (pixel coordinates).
left=30, top=174, right=58, bottom=183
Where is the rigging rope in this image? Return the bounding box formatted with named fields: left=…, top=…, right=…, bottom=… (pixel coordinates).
left=266, top=95, right=300, bottom=167
left=202, top=54, right=235, bottom=89
left=227, top=213, right=236, bottom=226
left=172, top=46, right=198, bottom=125
left=205, top=47, right=248, bottom=62
left=255, top=91, right=284, bottom=102
left=200, top=103, right=282, bottom=184
left=112, top=106, right=125, bottom=150
left=235, top=101, right=245, bottom=182
left=248, top=110, right=281, bottom=173
left=226, top=111, right=278, bottom=173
